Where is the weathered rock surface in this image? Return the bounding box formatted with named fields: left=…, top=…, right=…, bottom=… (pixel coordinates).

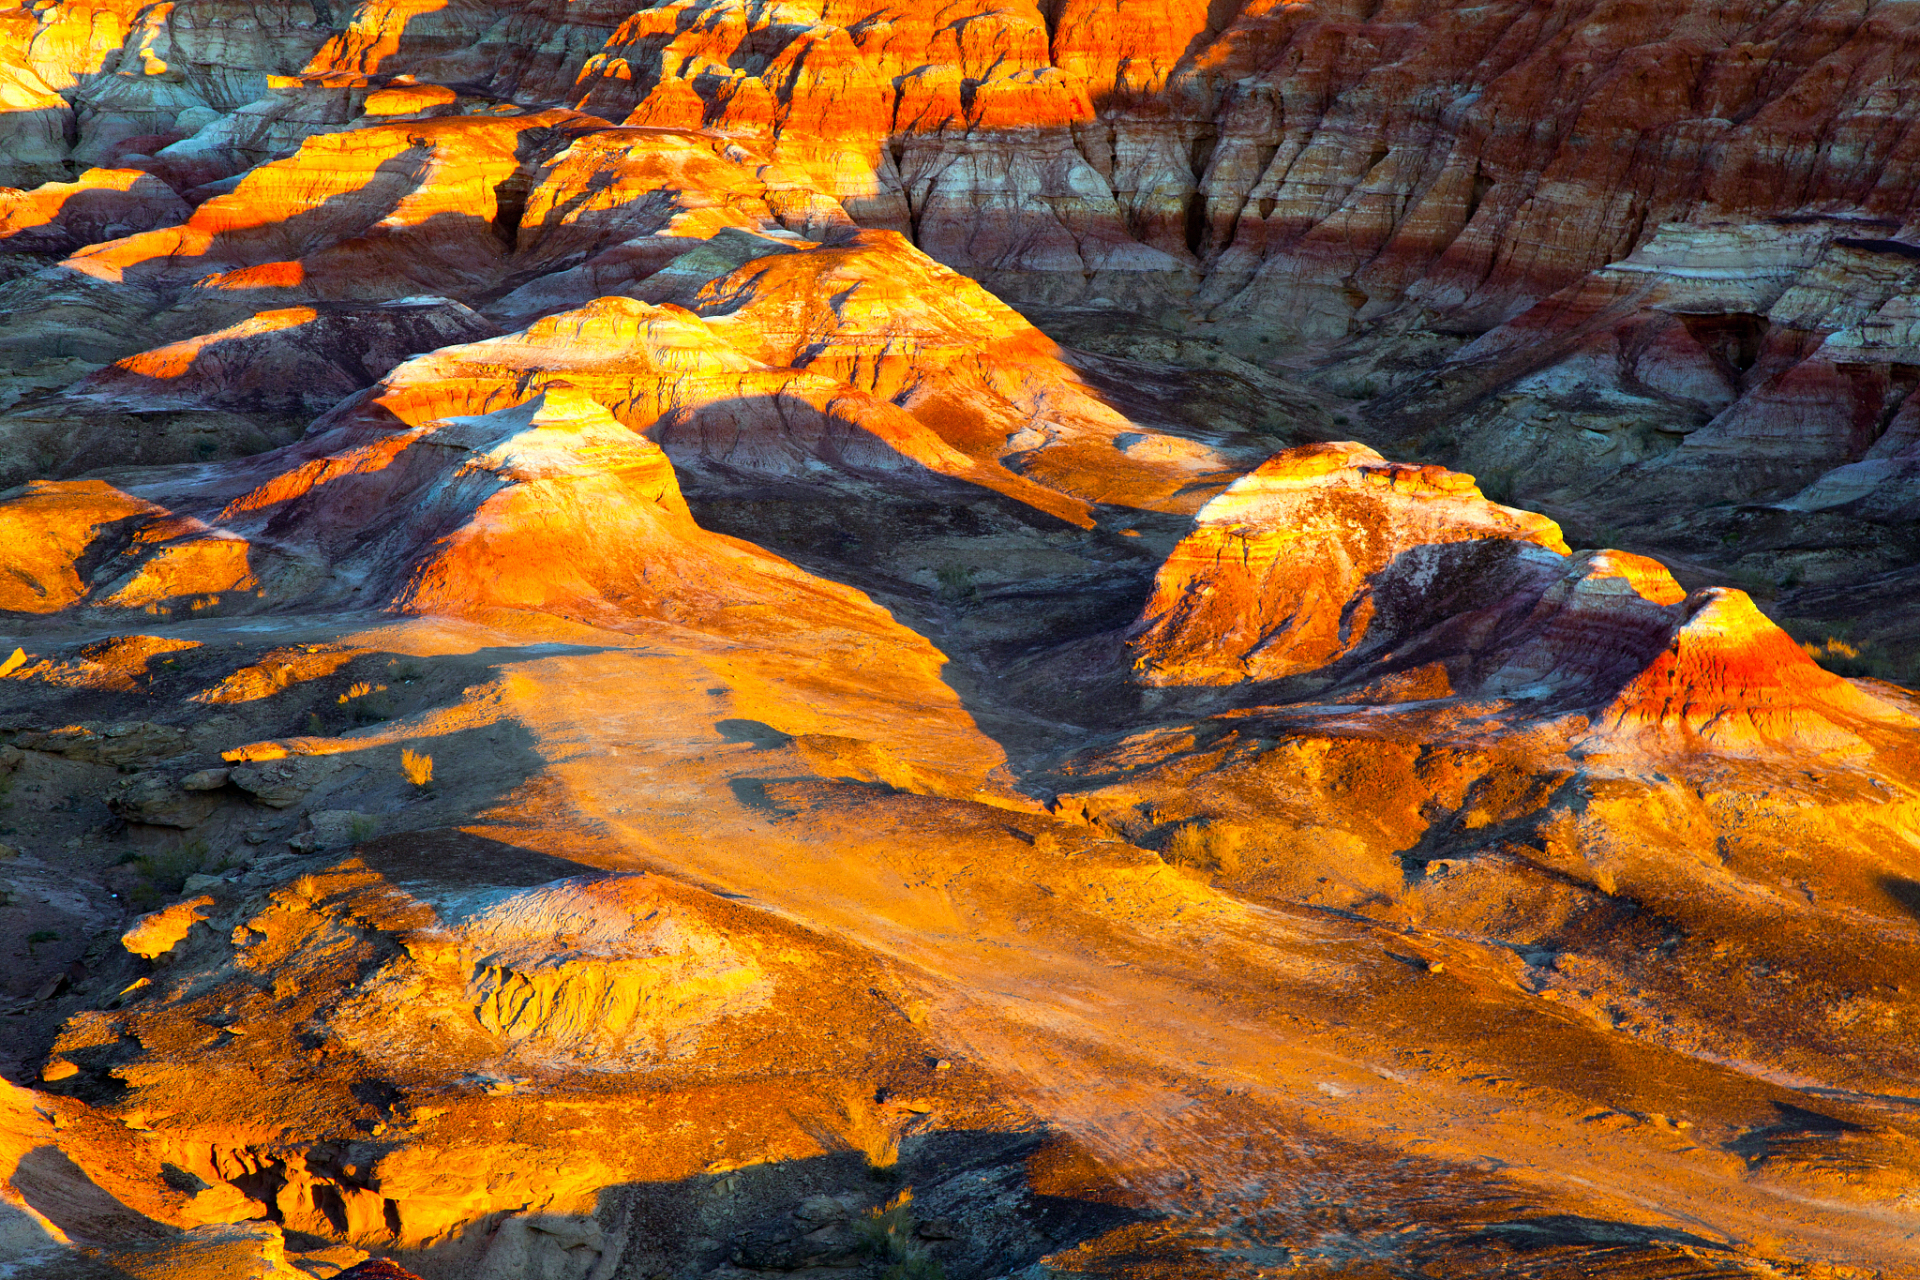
left=1, top=0, right=1919, bottom=1278
left=0, top=167, right=188, bottom=255
left=1130, top=444, right=1915, bottom=755
left=1133, top=442, right=1568, bottom=685
left=0, top=35, right=71, bottom=187
left=67, top=296, right=500, bottom=414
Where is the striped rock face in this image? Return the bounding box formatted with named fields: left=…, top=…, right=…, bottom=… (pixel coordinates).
left=1, top=2, right=1919, bottom=1279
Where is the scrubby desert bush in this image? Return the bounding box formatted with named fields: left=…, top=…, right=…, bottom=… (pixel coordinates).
left=934, top=565, right=980, bottom=607
left=339, top=682, right=394, bottom=724
left=401, top=749, right=434, bottom=788
left=121, top=838, right=231, bottom=905
left=1161, top=821, right=1245, bottom=878
left=1780, top=619, right=1919, bottom=686
left=856, top=1190, right=945, bottom=1280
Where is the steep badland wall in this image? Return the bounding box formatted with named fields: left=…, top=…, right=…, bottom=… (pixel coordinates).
left=10, top=0, right=1920, bottom=323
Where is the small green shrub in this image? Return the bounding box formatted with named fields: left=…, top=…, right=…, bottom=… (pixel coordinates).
left=351, top=692, right=395, bottom=724
left=131, top=839, right=211, bottom=895
left=856, top=1191, right=917, bottom=1261
left=1780, top=618, right=1919, bottom=685
left=26, top=930, right=58, bottom=949
left=855, top=1190, right=944, bottom=1279
left=934, top=565, right=980, bottom=607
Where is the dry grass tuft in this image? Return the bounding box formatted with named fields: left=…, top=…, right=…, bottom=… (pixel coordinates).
left=1162, top=821, right=1244, bottom=878
left=1781, top=619, right=1919, bottom=686
left=856, top=1189, right=945, bottom=1280
left=401, top=748, right=434, bottom=788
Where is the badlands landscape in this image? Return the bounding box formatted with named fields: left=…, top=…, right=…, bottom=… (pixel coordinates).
left=2, top=0, right=1920, bottom=1275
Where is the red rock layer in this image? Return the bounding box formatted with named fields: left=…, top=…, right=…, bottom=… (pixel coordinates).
left=1132, top=442, right=1567, bottom=686
left=316, top=230, right=1262, bottom=518
left=0, top=166, right=186, bottom=253
left=1392, top=220, right=1920, bottom=508
left=1602, top=587, right=1917, bottom=756
left=493, top=126, right=836, bottom=318
left=323, top=287, right=1097, bottom=525
left=7, top=115, right=870, bottom=380
left=679, top=228, right=1245, bottom=511
left=63, top=110, right=606, bottom=299
left=12, top=0, right=1920, bottom=317
left=1130, top=443, right=1915, bottom=754
left=67, top=296, right=499, bottom=413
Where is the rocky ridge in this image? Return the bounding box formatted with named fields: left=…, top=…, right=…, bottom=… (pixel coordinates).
left=1, top=0, right=1919, bottom=1277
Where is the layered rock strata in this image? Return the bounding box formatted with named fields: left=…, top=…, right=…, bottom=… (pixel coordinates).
left=1, top=0, right=1920, bottom=1277
left=1130, top=443, right=1915, bottom=756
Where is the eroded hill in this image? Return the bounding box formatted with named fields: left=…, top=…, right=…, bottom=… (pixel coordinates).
left=2, top=0, right=1920, bottom=1277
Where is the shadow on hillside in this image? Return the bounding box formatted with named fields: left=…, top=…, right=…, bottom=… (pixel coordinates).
left=409, top=1128, right=1142, bottom=1280
left=12, top=1126, right=1147, bottom=1280
left=1880, top=875, right=1920, bottom=922
left=5, top=1103, right=1819, bottom=1280
left=352, top=825, right=600, bottom=889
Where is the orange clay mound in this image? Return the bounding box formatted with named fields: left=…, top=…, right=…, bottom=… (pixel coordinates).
left=1132, top=442, right=1568, bottom=686
left=1128, top=444, right=1915, bottom=757
left=1602, top=587, right=1917, bottom=755
left=0, top=383, right=934, bottom=648
left=0, top=479, right=166, bottom=614
left=385, top=386, right=923, bottom=643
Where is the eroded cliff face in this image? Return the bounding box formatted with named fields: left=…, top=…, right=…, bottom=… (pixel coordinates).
left=2, top=0, right=1917, bottom=632
left=2, top=0, right=1920, bottom=1277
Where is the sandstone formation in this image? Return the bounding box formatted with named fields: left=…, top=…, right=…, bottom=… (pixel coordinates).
left=1132, top=442, right=1569, bottom=685
left=2, top=0, right=1920, bottom=1277
left=0, top=166, right=188, bottom=255
left=1129, top=444, right=1915, bottom=755
left=67, top=296, right=499, bottom=414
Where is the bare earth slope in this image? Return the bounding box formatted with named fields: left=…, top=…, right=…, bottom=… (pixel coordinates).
left=2, top=1, right=1920, bottom=1278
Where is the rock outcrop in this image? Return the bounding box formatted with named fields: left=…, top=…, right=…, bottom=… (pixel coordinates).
left=0, top=383, right=943, bottom=649
left=67, top=295, right=499, bottom=414
left=3, top=1, right=1920, bottom=1278
left=0, top=37, right=71, bottom=187
left=1132, top=443, right=1916, bottom=756
left=0, top=167, right=188, bottom=255
left=1132, top=442, right=1568, bottom=685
